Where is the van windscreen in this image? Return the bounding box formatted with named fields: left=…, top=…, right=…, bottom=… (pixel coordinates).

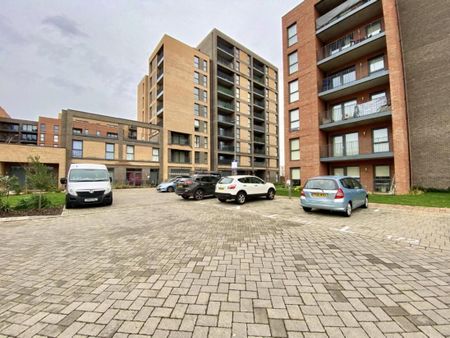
left=69, top=169, right=110, bottom=182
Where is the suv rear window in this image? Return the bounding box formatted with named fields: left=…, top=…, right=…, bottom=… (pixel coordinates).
left=305, top=179, right=338, bottom=190
left=219, top=177, right=234, bottom=184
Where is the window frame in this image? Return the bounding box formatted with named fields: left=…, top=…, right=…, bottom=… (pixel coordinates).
left=105, top=143, right=115, bottom=160
left=287, top=23, right=298, bottom=47
left=288, top=51, right=298, bottom=74
left=126, top=145, right=135, bottom=161
left=290, top=138, right=300, bottom=161
left=289, top=108, right=300, bottom=131
left=288, top=80, right=299, bottom=103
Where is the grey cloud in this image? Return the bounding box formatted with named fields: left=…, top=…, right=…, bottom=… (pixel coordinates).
left=42, top=15, right=87, bottom=38
left=0, top=15, right=28, bottom=45
left=48, top=76, right=85, bottom=94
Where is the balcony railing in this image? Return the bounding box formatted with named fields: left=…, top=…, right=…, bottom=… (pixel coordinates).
left=254, top=99, right=265, bottom=108
left=320, top=139, right=391, bottom=158
left=316, top=0, right=372, bottom=31
left=321, top=98, right=390, bottom=125
left=318, top=19, right=384, bottom=60
left=254, top=112, right=265, bottom=120
left=217, top=43, right=234, bottom=56
left=218, top=115, right=234, bottom=124
left=218, top=101, right=235, bottom=111
left=217, top=70, right=234, bottom=83
left=217, top=85, right=234, bottom=96
left=253, top=125, right=265, bottom=132
left=321, top=67, right=386, bottom=92
left=218, top=130, right=234, bottom=138
left=253, top=63, right=265, bottom=74
left=254, top=136, right=265, bottom=144
left=253, top=74, right=265, bottom=85
left=219, top=145, right=234, bottom=152
left=218, top=56, right=234, bottom=69
left=254, top=148, right=265, bottom=155
left=253, top=87, right=265, bottom=96
left=218, top=159, right=233, bottom=165
left=254, top=160, right=266, bottom=167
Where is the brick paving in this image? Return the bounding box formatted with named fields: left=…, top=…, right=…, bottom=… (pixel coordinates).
left=0, top=188, right=449, bottom=337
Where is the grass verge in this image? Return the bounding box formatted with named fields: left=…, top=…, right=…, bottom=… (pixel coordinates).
left=369, top=192, right=450, bottom=208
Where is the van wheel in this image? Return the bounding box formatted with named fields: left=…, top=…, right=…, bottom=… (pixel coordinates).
left=236, top=191, right=246, bottom=204
left=362, top=196, right=369, bottom=208
left=194, top=189, right=204, bottom=200
left=345, top=202, right=352, bottom=217
left=266, top=188, right=275, bottom=200
left=302, top=207, right=312, bottom=212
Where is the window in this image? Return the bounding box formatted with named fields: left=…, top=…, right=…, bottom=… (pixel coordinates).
left=236, top=88, right=240, bottom=99
left=53, top=125, right=59, bottom=133
left=194, top=119, right=200, bottom=132
left=331, top=100, right=357, bottom=121
left=373, top=128, right=389, bottom=152
left=40, top=133, right=45, bottom=142
left=371, top=91, right=387, bottom=104
left=201, top=105, right=207, bottom=117
left=332, top=132, right=359, bottom=156
left=53, top=135, right=59, bottom=143
left=248, top=143, right=251, bottom=153
left=105, top=143, right=114, bottom=160
left=194, top=56, right=199, bottom=68
left=171, top=132, right=190, bottom=145
left=72, top=140, right=83, bottom=158
left=236, top=142, right=240, bottom=153
left=236, top=128, right=240, bottom=139
left=202, top=75, right=207, bottom=87
left=369, top=56, right=385, bottom=74
left=152, top=148, right=159, bottom=162
left=287, top=23, right=297, bottom=46
left=194, top=72, right=199, bottom=84
left=290, top=139, right=300, bottom=160
left=202, top=91, right=207, bottom=102
left=347, top=166, right=360, bottom=179
left=195, top=136, right=200, bottom=148
left=367, top=20, right=382, bottom=38
left=289, top=109, right=299, bottom=131
left=290, top=168, right=301, bottom=186
left=40, top=123, right=46, bottom=132
left=194, top=104, right=200, bottom=116
left=289, top=80, right=299, bottom=102
left=236, top=115, right=240, bottom=126
left=194, top=87, right=200, bottom=101
left=288, top=51, right=298, bottom=74
left=73, top=128, right=82, bottom=135
left=202, top=60, right=207, bottom=71
left=96, top=131, right=101, bottom=137
left=84, top=129, right=89, bottom=135
left=374, top=165, right=391, bottom=193
left=333, top=167, right=345, bottom=176
left=203, top=137, right=208, bottom=149
left=329, top=67, right=356, bottom=89
left=107, top=132, right=118, bottom=139
left=126, top=145, right=134, bottom=160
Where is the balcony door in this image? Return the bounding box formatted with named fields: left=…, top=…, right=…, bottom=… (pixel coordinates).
left=345, top=133, right=359, bottom=156
left=330, top=67, right=356, bottom=89
left=332, top=100, right=357, bottom=121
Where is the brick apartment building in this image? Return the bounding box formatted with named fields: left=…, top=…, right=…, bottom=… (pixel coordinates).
left=282, top=0, right=450, bottom=193
left=0, top=110, right=162, bottom=187
left=138, top=30, right=279, bottom=181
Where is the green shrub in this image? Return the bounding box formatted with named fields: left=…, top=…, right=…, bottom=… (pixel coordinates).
left=0, top=198, right=12, bottom=212
left=14, top=195, right=51, bottom=210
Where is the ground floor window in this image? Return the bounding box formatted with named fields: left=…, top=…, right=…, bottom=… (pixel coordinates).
left=374, top=165, right=391, bottom=193
left=333, top=166, right=360, bottom=180
left=290, top=168, right=301, bottom=186
left=126, top=168, right=142, bottom=186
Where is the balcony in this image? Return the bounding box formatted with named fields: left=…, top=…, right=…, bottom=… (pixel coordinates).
left=218, top=101, right=235, bottom=113
left=217, top=70, right=234, bottom=84
left=217, top=42, right=234, bottom=57
left=218, top=144, right=234, bottom=152
left=218, top=158, right=233, bottom=166
left=218, top=130, right=234, bottom=139
left=254, top=159, right=266, bottom=167
left=317, top=19, right=386, bottom=71
left=254, top=148, right=265, bottom=155
left=156, top=102, right=164, bottom=116
left=253, top=87, right=265, bottom=97
left=157, top=85, right=163, bottom=98
left=320, top=98, right=391, bottom=131
left=254, top=136, right=265, bottom=144
left=253, top=125, right=265, bottom=133
left=320, top=140, right=393, bottom=162
left=253, top=62, right=265, bottom=74
left=254, top=99, right=265, bottom=109
left=319, top=68, right=389, bottom=101
left=254, top=112, right=265, bottom=121
left=217, top=56, right=234, bottom=70
left=316, top=0, right=382, bottom=42
left=217, top=85, right=234, bottom=98
left=253, top=73, right=265, bottom=85
left=218, top=115, right=234, bottom=126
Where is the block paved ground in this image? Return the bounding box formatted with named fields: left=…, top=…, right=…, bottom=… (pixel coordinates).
left=0, top=188, right=449, bottom=337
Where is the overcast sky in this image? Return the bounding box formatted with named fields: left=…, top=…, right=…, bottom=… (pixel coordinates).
left=1, top=0, right=302, bottom=167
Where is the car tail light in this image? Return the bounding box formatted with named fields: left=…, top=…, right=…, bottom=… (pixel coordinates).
left=335, top=188, right=345, bottom=199
left=228, top=184, right=236, bottom=189
left=301, top=190, right=305, bottom=197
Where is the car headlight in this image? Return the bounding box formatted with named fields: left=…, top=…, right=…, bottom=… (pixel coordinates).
left=104, top=186, right=111, bottom=194
left=69, top=188, right=76, bottom=195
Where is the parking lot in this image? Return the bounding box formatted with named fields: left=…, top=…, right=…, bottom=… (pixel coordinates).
left=1, top=188, right=449, bottom=337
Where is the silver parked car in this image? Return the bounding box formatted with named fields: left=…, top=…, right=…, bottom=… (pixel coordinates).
left=300, top=176, right=368, bottom=217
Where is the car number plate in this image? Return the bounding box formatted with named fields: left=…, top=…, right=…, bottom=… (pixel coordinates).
left=218, top=187, right=224, bottom=190
left=312, top=193, right=327, bottom=198
left=84, top=198, right=98, bottom=202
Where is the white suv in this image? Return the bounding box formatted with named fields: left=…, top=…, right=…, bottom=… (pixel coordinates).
left=215, top=175, right=276, bottom=204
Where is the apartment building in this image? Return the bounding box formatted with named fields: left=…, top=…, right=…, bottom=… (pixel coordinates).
left=197, top=29, right=279, bottom=181
left=138, top=30, right=280, bottom=182
left=283, top=0, right=411, bottom=193
left=60, top=109, right=162, bottom=185
left=137, top=35, right=211, bottom=181
left=38, top=117, right=61, bottom=147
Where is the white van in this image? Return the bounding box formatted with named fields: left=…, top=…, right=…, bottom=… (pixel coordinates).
left=60, top=163, right=113, bottom=208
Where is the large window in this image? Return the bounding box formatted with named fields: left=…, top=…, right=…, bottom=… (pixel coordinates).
left=126, top=145, right=134, bottom=160
left=334, top=166, right=360, bottom=179
left=329, top=67, right=356, bottom=90
left=366, top=20, right=382, bottom=38
left=289, top=109, right=299, bottom=131
left=171, top=132, right=190, bottom=145
left=202, top=60, right=207, bottom=72
left=194, top=56, right=199, bottom=68
left=373, top=128, right=389, bottom=152
left=289, top=80, right=299, bottom=103
left=290, top=168, right=301, bottom=186
left=369, top=56, right=385, bottom=74
left=194, top=87, right=200, bottom=101
left=287, top=23, right=297, bottom=46
left=331, top=100, right=357, bottom=121
left=290, top=139, right=300, bottom=161
left=332, top=132, right=359, bottom=157
left=288, top=51, right=298, bottom=74
left=374, top=165, right=391, bottom=192
left=72, top=140, right=83, bottom=158
left=194, top=72, right=199, bottom=84
left=105, top=143, right=115, bottom=160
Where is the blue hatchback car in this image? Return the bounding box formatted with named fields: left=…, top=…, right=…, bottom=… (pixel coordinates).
left=156, top=176, right=189, bottom=192
left=300, top=176, right=368, bottom=217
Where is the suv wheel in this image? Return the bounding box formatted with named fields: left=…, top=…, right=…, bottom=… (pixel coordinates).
left=194, top=189, right=204, bottom=200
left=345, top=202, right=352, bottom=217
left=266, top=188, right=275, bottom=200
left=236, top=191, right=246, bottom=204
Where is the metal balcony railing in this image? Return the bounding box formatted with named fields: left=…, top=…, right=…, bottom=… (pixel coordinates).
left=218, top=57, right=234, bottom=69
left=218, top=145, right=234, bottom=152
left=254, top=160, right=266, bottom=167
left=217, top=85, right=234, bottom=96
left=321, top=98, right=390, bottom=125
left=253, top=74, right=265, bottom=84
left=217, top=43, right=234, bottom=55
left=253, top=125, right=265, bottom=132
left=253, top=87, right=265, bottom=96
left=218, top=101, right=234, bottom=111
left=254, top=148, right=265, bottom=155
left=254, top=112, right=265, bottom=120
left=254, top=136, right=265, bottom=143
left=253, top=63, right=265, bottom=74
left=218, top=130, right=234, bottom=138
left=320, top=138, right=391, bottom=158
left=321, top=66, right=386, bottom=92
left=217, top=70, right=234, bottom=83
left=318, top=19, right=384, bottom=60
left=254, top=100, right=265, bottom=108
left=218, top=115, right=234, bottom=124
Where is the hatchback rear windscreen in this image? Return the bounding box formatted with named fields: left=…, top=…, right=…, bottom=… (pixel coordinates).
left=219, top=177, right=233, bottom=184
left=304, top=179, right=338, bottom=190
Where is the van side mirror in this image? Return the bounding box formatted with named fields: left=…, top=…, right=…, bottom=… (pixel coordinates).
left=60, top=177, right=67, bottom=185
left=110, top=177, right=113, bottom=182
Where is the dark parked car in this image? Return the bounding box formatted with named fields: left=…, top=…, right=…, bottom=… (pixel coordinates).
left=175, top=173, right=221, bottom=200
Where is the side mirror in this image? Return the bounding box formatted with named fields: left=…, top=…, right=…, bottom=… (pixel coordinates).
left=60, top=177, right=67, bottom=185
left=110, top=177, right=113, bottom=182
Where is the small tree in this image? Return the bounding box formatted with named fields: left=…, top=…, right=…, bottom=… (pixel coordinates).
left=0, top=175, right=19, bottom=199
left=25, top=156, right=56, bottom=209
